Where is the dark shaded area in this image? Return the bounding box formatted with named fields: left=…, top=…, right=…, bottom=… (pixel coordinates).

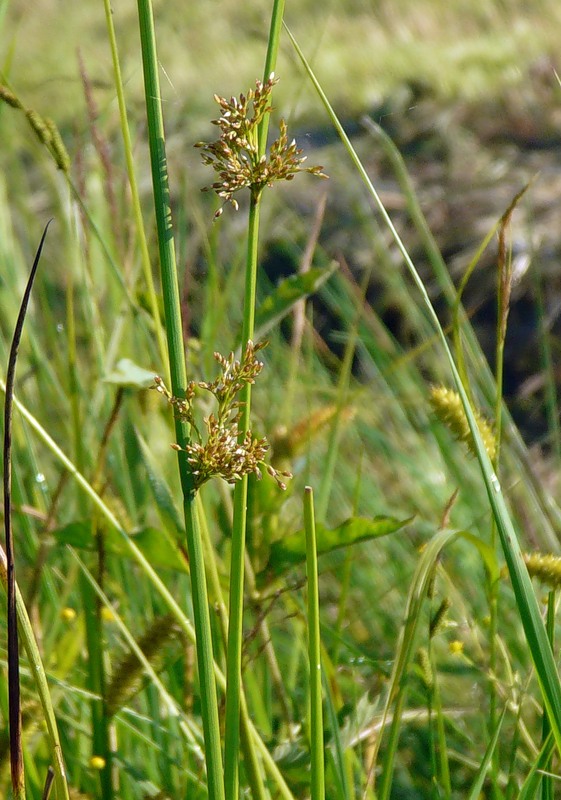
left=261, top=60, right=561, bottom=444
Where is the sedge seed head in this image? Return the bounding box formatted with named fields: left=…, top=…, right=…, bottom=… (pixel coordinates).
left=429, top=385, right=496, bottom=461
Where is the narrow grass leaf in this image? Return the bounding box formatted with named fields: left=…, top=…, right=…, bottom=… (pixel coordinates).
left=377, top=528, right=462, bottom=798
left=304, top=486, right=325, bottom=800
left=323, top=675, right=351, bottom=800
left=518, top=732, right=554, bottom=800
left=3, top=221, right=51, bottom=800
left=465, top=706, right=506, bottom=800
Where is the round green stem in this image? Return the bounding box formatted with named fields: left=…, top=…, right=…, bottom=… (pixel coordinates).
left=223, top=191, right=261, bottom=799
left=136, top=3, right=224, bottom=798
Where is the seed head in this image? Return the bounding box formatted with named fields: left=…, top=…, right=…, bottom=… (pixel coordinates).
left=155, top=341, right=291, bottom=492
left=429, top=385, right=496, bottom=461
left=196, top=75, right=327, bottom=215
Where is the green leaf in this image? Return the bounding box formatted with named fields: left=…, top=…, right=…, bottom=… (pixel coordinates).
left=132, top=527, right=189, bottom=573
left=253, top=263, right=338, bottom=341
left=104, top=358, right=156, bottom=389
left=52, top=520, right=94, bottom=549
left=269, top=515, right=412, bottom=571
left=52, top=521, right=189, bottom=574
left=518, top=731, right=554, bottom=800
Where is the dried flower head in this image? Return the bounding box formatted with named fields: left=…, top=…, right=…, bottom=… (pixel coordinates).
left=429, top=385, right=496, bottom=462
left=155, top=341, right=291, bottom=492
left=195, top=74, right=327, bottom=216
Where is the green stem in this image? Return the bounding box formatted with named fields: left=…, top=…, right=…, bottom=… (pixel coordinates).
left=542, top=590, right=555, bottom=800
left=304, top=487, right=325, bottom=800
left=258, top=0, right=285, bottom=157
left=222, top=7, right=287, bottom=779
left=102, top=0, right=168, bottom=376
left=223, top=191, right=261, bottom=799
left=136, top=2, right=224, bottom=799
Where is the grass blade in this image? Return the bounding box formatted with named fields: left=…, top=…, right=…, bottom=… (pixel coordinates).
left=3, top=221, right=50, bottom=800
left=465, top=706, right=506, bottom=800
left=304, top=486, right=325, bottom=800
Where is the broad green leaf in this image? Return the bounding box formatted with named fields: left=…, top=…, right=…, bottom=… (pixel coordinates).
left=104, top=358, right=156, bottom=389
left=52, top=521, right=188, bottom=574
left=253, top=263, right=338, bottom=341
left=269, top=515, right=412, bottom=571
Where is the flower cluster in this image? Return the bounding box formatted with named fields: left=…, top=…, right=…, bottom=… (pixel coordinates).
left=155, top=341, right=291, bottom=492
left=195, top=74, right=327, bottom=216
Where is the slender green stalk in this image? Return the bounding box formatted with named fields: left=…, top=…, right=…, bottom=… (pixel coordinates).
left=198, top=497, right=268, bottom=800
left=101, top=0, right=168, bottom=375
left=135, top=2, right=224, bottom=798
left=258, top=0, right=285, bottom=156
left=223, top=2, right=284, bottom=793
left=541, top=590, right=555, bottom=800
left=304, top=486, right=325, bottom=800
left=223, top=185, right=261, bottom=800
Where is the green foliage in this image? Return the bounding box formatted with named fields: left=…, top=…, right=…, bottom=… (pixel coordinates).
left=52, top=521, right=189, bottom=574
left=268, top=514, right=412, bottom=571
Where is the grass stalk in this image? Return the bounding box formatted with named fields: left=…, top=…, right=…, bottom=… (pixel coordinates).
left=541, top=590, right=556, bottom=800
left=135, top=2, right=224, bottom=798
left=223, top=1, right=284, bottom=792
left=303, top=486, right=325, bottom=800
left=101, top=0, right=168, bottom=375
left=224, top=193, right=261, bottom=799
